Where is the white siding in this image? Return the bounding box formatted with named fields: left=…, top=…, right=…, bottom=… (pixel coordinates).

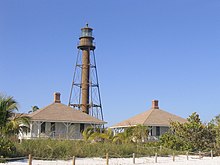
left=31, top=123, right=38, bottom=137
left=20, top=121, right=101, bottom=140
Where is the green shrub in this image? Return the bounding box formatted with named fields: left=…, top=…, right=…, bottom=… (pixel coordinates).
left=160, top=113, right=216, bottom=152
left=0, top=137, right=17, bottom=158
left=15, top=139, right=177, bottom=159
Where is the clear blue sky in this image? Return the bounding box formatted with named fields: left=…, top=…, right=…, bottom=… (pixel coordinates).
left=1, top=0, right=220, bottom=126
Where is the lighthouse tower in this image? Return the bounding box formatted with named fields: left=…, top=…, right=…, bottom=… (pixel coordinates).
left=68, top=24, right=104, bottom=121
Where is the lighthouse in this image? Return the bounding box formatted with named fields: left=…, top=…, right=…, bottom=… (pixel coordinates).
left=69, top=24, right=104, bottom=121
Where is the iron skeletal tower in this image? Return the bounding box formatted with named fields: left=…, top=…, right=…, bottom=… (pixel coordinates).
left=68, top=24, right=104, bottom=121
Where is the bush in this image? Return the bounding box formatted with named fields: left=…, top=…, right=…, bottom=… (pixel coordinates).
left=160, top=132, right=185, bottom=151
left=160, top=113, right=216, bottom=152
left=15, top=139, right=175, bottom=159
left=0, top=137, right=17, bottom=158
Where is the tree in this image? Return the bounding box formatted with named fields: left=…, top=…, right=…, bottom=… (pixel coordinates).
left=0, top=95, right=18, bottom=129
left=4, top=113, right=30, bottom=136
left=83, top=125, right=149, bottom=144
left=82, top=127, right=96, bottom=141
left=160, top=112, right=216, bottom=151
left=0, top=95, right=30, bottom=137
left=28, top=105, right=39, bottom=113
left=209, top=114, right=220, bottom=148
left=210, top=114, right=220, bottom=126
left=113, top=129, right=132, bottom=144
left=131, top=124, right=149, bottom=143
left=84, top=128, right=114, bottom=143
left=113, top=125, right=148, bottom=144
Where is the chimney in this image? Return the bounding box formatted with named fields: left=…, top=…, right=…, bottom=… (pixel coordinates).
left=54, top=92, right=61, bottom=103
left=152, top=100, right=159, bottom=109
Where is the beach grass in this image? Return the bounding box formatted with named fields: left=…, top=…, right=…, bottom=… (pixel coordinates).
left=15, top=139, right=179, bottom=159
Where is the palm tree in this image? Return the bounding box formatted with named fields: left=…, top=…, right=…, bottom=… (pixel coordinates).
left=89, top=128, right=114, bottom=142
left=83, top=127, right=114, bottom=143
left=131, top=124, right=149, bottom=143
left=0, top=95, right=30, bottom=137
left=113, top=125, right=148, bottom=144
left=28, top=105, right=39, bottom=113
left=113, top=132, right=130, bottom=144
left=4, top=113, right=30, bottom=136
left=113, top=127, right=133, bottom=144
left=0, top=95, right=18, bottom=129
left=82, top=127, right=96, bottom=141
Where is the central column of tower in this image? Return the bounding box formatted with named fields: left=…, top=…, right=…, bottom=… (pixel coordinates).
left=81, top=49, right=90, bottom=114
left=77, top=24, right=95, bottom=115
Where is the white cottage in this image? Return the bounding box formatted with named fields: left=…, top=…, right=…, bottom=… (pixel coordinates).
left=110, top=100, right=186, bottom=140
left=19, top=93, right=106, bottom=140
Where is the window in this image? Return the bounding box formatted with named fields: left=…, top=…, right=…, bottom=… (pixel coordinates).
left=51, top=122, right=55, bottom=132
left=21, top=126, right=29, bottom=135
left=82, top=29, right=92, bottom=37
left=156, top=126, right=160, bottom=136
left=41, top=122, right=46, bottom=133
left=80, top=124, right=85, bottom=132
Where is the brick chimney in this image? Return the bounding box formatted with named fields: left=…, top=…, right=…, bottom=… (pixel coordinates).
left=152, top=100, right=159, bottom=109
left=54, top=92, right=61, bottom=103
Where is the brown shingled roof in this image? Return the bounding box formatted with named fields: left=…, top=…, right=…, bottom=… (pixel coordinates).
left=110, top=101, right=186, bottom=128
left=28, top=103, right=106, bottom=124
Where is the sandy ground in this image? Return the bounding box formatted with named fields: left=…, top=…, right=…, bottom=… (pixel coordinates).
left=1, top=156, right=220, bottom=165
